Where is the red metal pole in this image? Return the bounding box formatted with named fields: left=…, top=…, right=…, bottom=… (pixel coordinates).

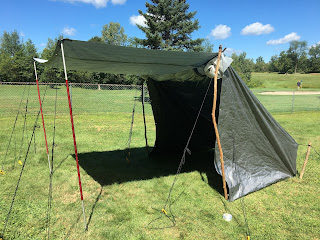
left=33, top=61, right=51, bottom=173
left=60, top=41, right=87, bottom=230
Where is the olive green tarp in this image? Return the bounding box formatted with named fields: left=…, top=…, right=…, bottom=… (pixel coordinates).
left=45, top=39, right=298, bottom=201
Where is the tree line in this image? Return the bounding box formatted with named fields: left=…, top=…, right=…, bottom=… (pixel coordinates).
left=1, top=0, right=319, bottom=85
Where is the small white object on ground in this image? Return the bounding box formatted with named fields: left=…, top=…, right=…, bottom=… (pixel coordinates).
left=223, top=213, right=232, bottom=222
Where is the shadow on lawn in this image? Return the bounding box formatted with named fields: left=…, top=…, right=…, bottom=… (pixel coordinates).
left=76, top=147, right=224, bottom=195
left=75, top=147, right=224, bottom=230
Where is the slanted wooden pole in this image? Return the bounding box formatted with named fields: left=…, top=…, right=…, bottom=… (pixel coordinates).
left=300, top=141, right=312, bottom=179
left=211, top=45, right=228, bottom=200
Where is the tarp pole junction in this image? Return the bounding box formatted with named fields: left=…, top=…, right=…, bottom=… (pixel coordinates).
left=33, top=60, right=52, bottom=173
left=211, top=45, right=228, bottom=200
left=60, top=40, right=87, bottom=231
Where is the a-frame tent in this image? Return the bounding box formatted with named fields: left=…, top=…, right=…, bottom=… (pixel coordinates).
left=44, top=39, right=298, bottom=201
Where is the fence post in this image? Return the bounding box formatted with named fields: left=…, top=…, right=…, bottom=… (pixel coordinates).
left=291, top=91, right=295, bottom=114
left=70, top=82, right=73, bottom=108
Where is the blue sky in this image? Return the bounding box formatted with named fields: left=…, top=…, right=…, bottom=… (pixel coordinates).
left=1, top=0, right=320, bottom=62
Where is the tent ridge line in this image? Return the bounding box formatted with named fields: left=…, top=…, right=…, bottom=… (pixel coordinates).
left=61, top=56, right=214, bottom=69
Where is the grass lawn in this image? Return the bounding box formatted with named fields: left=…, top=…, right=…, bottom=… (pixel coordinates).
left=251, top=72, right=320, bottom=89
left=0, top=79, right=320, bottom=239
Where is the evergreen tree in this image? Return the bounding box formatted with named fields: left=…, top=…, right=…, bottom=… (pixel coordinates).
left=0, top=30, right=23, bottom=57
left=137, top=0, right=204, bottom=51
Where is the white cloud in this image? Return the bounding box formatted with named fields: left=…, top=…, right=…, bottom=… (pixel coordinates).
left=130, top=15, right=148, bottom=28
left=111, top=0, right=126, bottom=4
left=20, top=31, right=25, bottom=37
left=266, top=32, right=301, bottom=45
left=62, top=27, right=77, bottom=36
left=241, top=22, right=274, bottom=35
left=210, top=25, right=231, bottom=40
left=310, top=41, right=320, bottom=48
left=63, top=0, right=126, bottom=8
left=224, top=48, right=243, bottom=56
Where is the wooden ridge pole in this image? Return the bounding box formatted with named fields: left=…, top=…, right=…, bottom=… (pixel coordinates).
left=211, top=45, right=228, bottom=200
left=300, top=141, right=312, bottom=179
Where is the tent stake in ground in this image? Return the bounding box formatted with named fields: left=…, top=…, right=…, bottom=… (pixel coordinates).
left=60, top=41, right=87, bottom=231
left=211, top=45, right=228, bottom=200
left=33, top=59, right=51, bottom=173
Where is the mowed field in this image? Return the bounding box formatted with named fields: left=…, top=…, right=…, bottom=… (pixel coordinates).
left=0, top=73, right=320, bottom=240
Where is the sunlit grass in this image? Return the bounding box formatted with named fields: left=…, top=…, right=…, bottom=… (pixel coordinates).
left=0, top=80, right=319, bottom=239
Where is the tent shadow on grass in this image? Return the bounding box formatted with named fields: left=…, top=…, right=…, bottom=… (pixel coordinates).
left=76, top=147, right=224, bottom=195
left=75, top=147, right=224, bottom=230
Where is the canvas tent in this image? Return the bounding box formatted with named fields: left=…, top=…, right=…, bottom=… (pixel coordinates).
left=44, top=39, right=298, bottom=201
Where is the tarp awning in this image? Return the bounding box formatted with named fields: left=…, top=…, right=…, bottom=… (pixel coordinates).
left=45, top=39, right=217, bottom=76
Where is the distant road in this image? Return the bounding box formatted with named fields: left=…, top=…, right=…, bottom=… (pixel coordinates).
left=259, top=91, right=320, bottom=95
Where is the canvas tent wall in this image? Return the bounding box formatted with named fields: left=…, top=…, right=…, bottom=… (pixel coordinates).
left=44, top=39, right=298, bottom=201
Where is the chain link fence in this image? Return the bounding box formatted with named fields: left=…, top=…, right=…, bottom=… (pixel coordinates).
left=1, top=82, right=319, bottom=117
left=0, top=82, right=152, bottom=117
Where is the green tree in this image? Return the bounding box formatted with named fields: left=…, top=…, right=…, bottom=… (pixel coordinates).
left=287, top=40, right=308, bottom=73
left=308, top=43, right=320, bottom=73
left=277, top=51, right=294, bottom=74
left=268, top=55, right=279, bottom=72
left=201, top=39, right=214, bottom=53
left=24, top=39, right=37, bottom=58
left=255, top=56, right=267, bottom=72
left=88, top=36, right=103, bottom=43
left=0, top=30, right=23, bottom=56
left=136, top=0, right=204, bottom=51
left=0, top=31, right=37, bottom=82
left=231, top=52, right=252, bottom=84
left=41, top=35, right=64, bottom=60
left=101, top=22, right=127, bottom=46
left=40, top=35, right=64, bottom=83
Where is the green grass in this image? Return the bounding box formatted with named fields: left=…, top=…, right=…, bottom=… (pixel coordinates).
left=0, top=76, right=320, bottom=239
left=251, top=72, right=320, bottom=89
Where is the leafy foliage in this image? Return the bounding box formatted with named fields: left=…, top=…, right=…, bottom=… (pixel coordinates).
left=231, top=52, right=253, bottom=85
left=101, top=22, right=128, bottom=46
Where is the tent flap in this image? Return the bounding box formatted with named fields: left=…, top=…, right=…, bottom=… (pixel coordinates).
left=215, top=67, right=298, bottom=201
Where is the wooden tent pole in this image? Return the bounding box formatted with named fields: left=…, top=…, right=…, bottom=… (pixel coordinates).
left=300, top=141, right=312, bottom=179
left=211, top=45, right=228, bottom=200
